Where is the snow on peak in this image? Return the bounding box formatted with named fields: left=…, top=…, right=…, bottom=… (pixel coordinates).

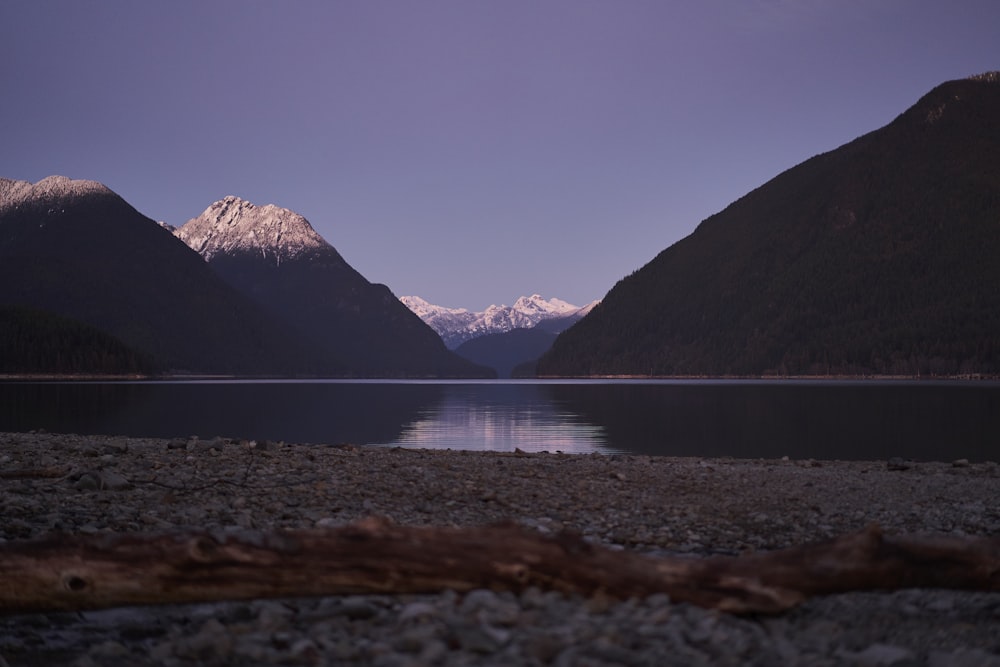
left=511, top=294, right=578, bottom=317
left=399, top=296, right=469, bottom=319
left=400, top=294, right=594, bottom=348
left=0, top=175, right=114, bottom=215
left=399, top=296, right=478, bottom=341
left=175, top=195, right=330, bottom=263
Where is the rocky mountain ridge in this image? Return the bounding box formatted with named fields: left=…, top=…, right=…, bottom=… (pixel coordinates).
left=0, top=175, right=113, bottom=216
left=174, top=196, right=330, bottom=264
left=176, top=197, right=490, bottom=377
left=401, top=294, right=597, bottom=349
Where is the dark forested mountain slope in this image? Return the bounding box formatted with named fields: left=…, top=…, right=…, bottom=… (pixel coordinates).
left=452, top=304, right=596, bottom=377
left=0, top=305, right=158, bottom=375
left=176, top=197, right=491, bottom=377
left=0, top=176, right=313, bottom=374
left=455, top=327, right=558, bottom=379
left=539, top=73, right=1000, bottom=377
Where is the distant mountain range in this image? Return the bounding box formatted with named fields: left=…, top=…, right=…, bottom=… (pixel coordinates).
left=401, top=294, right=597, bottom=349
left=401, top=295, right=597, bottom=377
left=539, top=73, right=1000, bottom=377
left=0, top=177, right=490, bottom=377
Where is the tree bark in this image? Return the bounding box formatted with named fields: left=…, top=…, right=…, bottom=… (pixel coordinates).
left=1, top=518, right=998, bottom=615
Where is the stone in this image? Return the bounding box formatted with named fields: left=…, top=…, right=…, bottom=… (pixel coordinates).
left=102, top=440, right=129, bottom=455
left=289, top=638, right=319, bottom=662
left=173, top=617, right=232, bottom=660
left=253, top=439, right=277, bottom=452
left=314, top=517, right=340, bottom=528
left=337, top=598, right=380, bottom=620
left=88, top=640, right=129, bottom=657
left=73, top=472, right=101, bottom=491
left=418, top=639, right=449, bottom=664
left=393, top=625, right=438, bottom=653
left=524, top=633, right=565, bottom=663
left=398, top=601, right=439, bottom=624
left=98, top=470, right=132, bottom=491
left=887, top=457, right=913, bottom=471
left=849, top=643, right=916, bottom=666
left=928, top=648, right=1000, bottom=667
left=452, top=623, right=503, bottom=654
left=254, top=601, right=293, bottom=632
left=459, top=588, right=501, bottom=615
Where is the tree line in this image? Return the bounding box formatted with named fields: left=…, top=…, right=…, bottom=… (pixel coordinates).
left=0, top=306, right=157, bottom=375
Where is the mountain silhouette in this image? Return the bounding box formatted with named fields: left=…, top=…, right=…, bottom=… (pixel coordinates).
left=0, top=176, right=312, bottom=374
left=0, top=178, right=488, bottom=376
left=539, top=73, right=1000, bottom=377
left=176, top=196, right=491, bottom=377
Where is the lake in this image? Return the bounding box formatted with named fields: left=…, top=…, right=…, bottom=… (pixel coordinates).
left=0, top=379, right=997, bottom=462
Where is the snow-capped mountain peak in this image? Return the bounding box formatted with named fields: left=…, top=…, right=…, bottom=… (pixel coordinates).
left=175, top=195, right=330, bottom=264
left=477, top=294, right=578, bottom=331
left=513, top=294, right=577, bottom=317
left=399, top=295, right=470, bottom=320
left=399, top=296, right=478, bottom=341
left=0, top=175, right=114, bottom=215
left=401, top=294, right=596, bottom=348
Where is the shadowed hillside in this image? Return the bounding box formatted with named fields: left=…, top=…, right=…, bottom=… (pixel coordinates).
left=539, top=74, right=1000, bottom=377
left=0, top=306, right=158, bottom=375
left=0, top=177, right=323, bottom=374
left=176, top=197, right=493, bottom=378
left=455, top=327, right=558, bottom=378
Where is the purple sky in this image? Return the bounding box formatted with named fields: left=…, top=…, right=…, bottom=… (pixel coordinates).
left=3, top=1, right=998, bottom=310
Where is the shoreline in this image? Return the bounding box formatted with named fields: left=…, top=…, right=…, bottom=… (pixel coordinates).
left=3, top=431, right=998, bottom=548
left=2, top=431, right=999, bottom=665
left=3, top=373, right=998, bottom=382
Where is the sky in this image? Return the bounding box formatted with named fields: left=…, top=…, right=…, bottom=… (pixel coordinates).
left=3, top=1, right=999, bottom=311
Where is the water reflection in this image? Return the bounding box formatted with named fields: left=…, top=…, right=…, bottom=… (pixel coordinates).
left=0, top=381, right=443, bottom=445
left=544, top=380, right=1000, bottom=461
left=393, top=383, right=610, bottom=453
left=1, top=379, right=997, bottom=461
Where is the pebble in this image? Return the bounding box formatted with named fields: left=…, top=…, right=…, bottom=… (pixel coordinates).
left=847, top=643, right=916, bottom=666
left=1, top=431, right=998, bottom=666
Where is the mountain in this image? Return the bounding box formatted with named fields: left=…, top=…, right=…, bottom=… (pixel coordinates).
left=0, top=176, right=312, bottom=374
left=449, top=300, right=600, bottom=377
left=396, top=296, right=479, bottom=347
left=400, top=294, right=595, bottom=348
left=539, top=73, right=1000, bottom=377
left=454, top=328, right=558, bottom=379
left=176, top=197, right=490, bottom=377
left=0, top=305, right=157, bottom=375
left=533, top=299, right=599, bottom=334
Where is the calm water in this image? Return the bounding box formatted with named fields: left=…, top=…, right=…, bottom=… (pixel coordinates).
left=1, top=379, right=997, bottom=462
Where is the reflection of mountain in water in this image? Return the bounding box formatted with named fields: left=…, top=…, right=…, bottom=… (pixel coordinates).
left=392, top=383, right=612, bottom=454
left=0, top=382, right=444, bottom=445
left=544, top=381, right=1000, bottom=461
left=4, top=381, right=996, bottom=461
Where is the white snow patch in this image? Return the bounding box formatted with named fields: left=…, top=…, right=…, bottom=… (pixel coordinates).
left=174, top=195, right=329, bottom=264
left=401, top=294, right=599, bottom=348
left=0, top=175, right=114, bottom=215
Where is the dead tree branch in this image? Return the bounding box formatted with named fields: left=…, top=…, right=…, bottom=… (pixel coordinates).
left=1, top=519, right=997, bottom=615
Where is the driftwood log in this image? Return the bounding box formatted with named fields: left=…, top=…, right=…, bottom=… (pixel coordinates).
left=1, top=518, right=998, bottom=615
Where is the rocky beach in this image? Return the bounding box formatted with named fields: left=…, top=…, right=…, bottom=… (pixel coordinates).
left=1, top=431, right=999, bottom=666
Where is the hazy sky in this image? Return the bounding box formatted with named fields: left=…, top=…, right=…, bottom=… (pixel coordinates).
left=3, top=1, right=998, bottom=310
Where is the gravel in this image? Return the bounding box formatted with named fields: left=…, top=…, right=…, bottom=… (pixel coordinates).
left=1, top=431, right=999, bottom=666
